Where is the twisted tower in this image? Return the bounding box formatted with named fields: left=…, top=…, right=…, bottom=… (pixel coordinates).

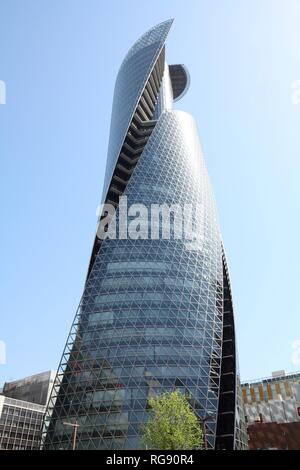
left=42, top=20, right=248, bottom=450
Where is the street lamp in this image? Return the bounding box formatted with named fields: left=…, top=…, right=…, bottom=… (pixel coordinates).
left=63, top=420, right=79, bottom=450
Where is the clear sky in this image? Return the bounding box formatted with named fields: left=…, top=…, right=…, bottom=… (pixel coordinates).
left=1, top=0, right=300, bottom=385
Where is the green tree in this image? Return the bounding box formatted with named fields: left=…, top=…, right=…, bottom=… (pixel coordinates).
left=140, top=390, right=203, bottom=450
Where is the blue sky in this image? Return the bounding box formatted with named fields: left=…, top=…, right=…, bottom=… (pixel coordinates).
left=1, top=0, right=300, bottom=385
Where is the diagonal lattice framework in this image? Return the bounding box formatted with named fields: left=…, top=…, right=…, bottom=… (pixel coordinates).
left=42, top=20, right=248, bottom=450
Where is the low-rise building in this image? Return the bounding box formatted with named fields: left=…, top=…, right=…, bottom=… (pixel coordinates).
left=247, top=421, right=300, bottom=450
left=242, top=371, right=300, bottom=449
left=0, top=370, right=55, bottom=450
left=0, top=396, right=46, bottom=450
left=242, top=370, right=300, bottom=424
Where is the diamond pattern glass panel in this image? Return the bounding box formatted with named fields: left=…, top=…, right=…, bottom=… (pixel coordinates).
left=42, top=20, right=248, bottom=451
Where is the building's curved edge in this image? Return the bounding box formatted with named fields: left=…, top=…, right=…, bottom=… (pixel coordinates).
left=101, top=19, right=174, bottom=204
left=87, top=22, right=174, bottom=280
left=118, top=19, right=174, bottom=73
left=215, top=244, right=248, bottom=449
left=169, top=64, right=190, bottom=102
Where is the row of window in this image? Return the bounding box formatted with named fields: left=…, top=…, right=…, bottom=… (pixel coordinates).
left=106, top=261, right=167, bottom=272
left=82, top=326, right=206, bottom=340
left=1, top=407, right=43, bottom=419
left=0, top=421, right=41, bottom=430
left=0, top=432, right=40, bottom=439
left=98, top=275, right=205, bottom=290
left=243, top=381, right=292, bottom=402
left=94, top=291, right=217, bottom=305
left=0, top=444, right=39, bottom=450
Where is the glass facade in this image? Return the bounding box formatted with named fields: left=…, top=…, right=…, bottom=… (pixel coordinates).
left=3, top=371, right=55, bottom=406
left=42, top=20, right=248, bottom=450
left=102, top=19, right=173, bottom=201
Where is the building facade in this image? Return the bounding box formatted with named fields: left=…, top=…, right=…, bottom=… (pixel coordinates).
left=247, top=421, right=300, bottom=450
left=3, top=370, right=55, bottom=407
left=242, top=370, right=300, bottom=424
left=0, top=371, right=55, bottom=450
left=42, top=20, right=247, bottom=450
left=0, top=396, right=45, bottom=450
left=242, top=371, right=300, bottom=450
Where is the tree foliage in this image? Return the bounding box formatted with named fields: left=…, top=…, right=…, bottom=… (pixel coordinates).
left=140, top=390, right=203, bottom=450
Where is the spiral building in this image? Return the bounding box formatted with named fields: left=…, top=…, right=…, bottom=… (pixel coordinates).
left=42, top=19, right=248, bottom=450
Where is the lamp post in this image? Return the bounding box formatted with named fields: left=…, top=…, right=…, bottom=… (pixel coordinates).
left=63, top=420, right=79, bottom=450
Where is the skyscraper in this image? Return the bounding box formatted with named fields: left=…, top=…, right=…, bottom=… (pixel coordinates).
left=42, top=19, right=248, bottom=450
